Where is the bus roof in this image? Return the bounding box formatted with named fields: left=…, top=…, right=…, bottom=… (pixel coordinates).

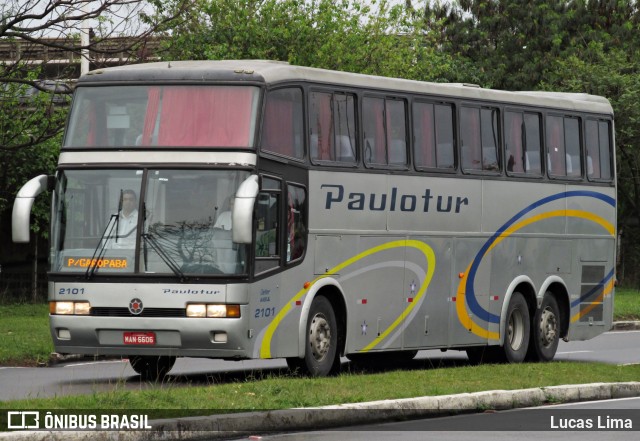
left=80, top=60, right=613, bottom=115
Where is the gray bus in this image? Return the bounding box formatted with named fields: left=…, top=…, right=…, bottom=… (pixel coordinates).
left=13, top=60, right=616, bottom=379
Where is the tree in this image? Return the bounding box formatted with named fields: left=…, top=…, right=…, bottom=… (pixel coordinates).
left=0, top=1, right=186, bottom=300
left=150, top=0, right=462, bottom=82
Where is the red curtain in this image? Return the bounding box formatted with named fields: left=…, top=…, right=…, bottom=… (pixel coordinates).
left=141, top=87, right=161, bottom=146
left=316, top=94, right=333, bottom=160
left=416, top=103, right=434, bottom=167
left=151, top=86, right=253, bottom=147
left=374, top=99, right=386, bottom=164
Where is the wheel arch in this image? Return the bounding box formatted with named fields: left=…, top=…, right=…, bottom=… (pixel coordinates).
left=499, top=276, right=537, bottom=346
left=295, top=278, right=348, bottom=358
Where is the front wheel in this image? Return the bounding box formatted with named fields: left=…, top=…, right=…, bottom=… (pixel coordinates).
left=527, top=293, right=560, bottom=362
left=129, top=355, right=176, bottom=381
left=287, top=296, right=340, bottom=377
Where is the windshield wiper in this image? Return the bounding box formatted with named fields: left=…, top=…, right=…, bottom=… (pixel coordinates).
left=85, top=214, right=118, bottom=279
left=142, top=233, right=187, bottom=282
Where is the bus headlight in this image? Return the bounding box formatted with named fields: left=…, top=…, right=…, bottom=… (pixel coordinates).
left=186, top=304, right=240, bottom=318
left=50, top=301, right=91, bottom=315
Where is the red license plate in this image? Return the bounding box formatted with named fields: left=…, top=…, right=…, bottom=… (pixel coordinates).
left=123, top=332, right=156, bottom=345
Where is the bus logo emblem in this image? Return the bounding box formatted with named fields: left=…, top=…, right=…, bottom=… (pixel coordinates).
left=129, top=298, right=144, bottom=315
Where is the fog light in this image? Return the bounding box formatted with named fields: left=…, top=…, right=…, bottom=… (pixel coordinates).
left=57, top=329, right=71, bottom=340
left=212, top=332, right=228, bottom=343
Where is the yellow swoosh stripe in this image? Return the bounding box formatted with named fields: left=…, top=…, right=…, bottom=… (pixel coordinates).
left=260, top=239, right=436, bottom=358
left=456, top=210, right=614, bottom=339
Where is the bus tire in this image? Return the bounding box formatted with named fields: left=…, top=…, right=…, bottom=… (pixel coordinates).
left=502, top=292, right=530, bottom=363
left=296, top=295, right=341, bottom=377
left=528, top=293, right=560, bottom=362
left=129, top=355, right=176, bottom=381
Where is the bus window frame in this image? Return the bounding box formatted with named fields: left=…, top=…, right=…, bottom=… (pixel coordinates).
left=546, top=113, right=584, bottom=182
left=584, top=117, right=614, bottom=184
left=308, top=87, right=360, bottom=168
left=458, top=103, right=502, bottom=176
left=361, top=94, right=410, bottom=171
left=253, top=174, right=284, bottom=277
left=411, top=98, right=458, bottom=174
left=285, top=181, right=308, bottom=266
left=503, top=108, right=544, bottom=180
left=259, top=85, right=307, bottom=164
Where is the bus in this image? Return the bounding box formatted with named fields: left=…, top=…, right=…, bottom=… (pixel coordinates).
left=13, top=60, right=616, bottom=379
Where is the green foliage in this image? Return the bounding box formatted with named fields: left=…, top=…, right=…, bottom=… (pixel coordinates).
left=0, top=66, right=66, bottom=236
left=151, top=0, right=463, bottom=82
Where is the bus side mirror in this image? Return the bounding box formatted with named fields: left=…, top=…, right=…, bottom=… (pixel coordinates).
left=232, top=175, right=259, bottom=244
left=12, top=175, right=52, bottom=243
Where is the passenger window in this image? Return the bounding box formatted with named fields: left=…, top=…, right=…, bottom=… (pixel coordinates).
left=586, top=119, right=612, bottom=181
left=363, top=96, right=408, bottom=167
left=286, top=184, right=307, bottom=263
left=461, top=106, right=500, bottom=172
left=505, top=111, right=542, bottom=176
left=412, top=102, right=455, bottom=170
left=310, top=92, right=357, bottom=164
left=262, top=88, right=304, bottom=159
left=255, top=177, right=281, bottom=274
left=547, top=115, right=582, bottom=178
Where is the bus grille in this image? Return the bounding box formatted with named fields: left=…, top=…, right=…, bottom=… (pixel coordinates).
left=90, top=307, right=186, bottom=318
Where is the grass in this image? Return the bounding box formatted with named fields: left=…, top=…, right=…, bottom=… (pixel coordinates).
left=0, top=303, right=52, bottom=366
left=613, top=287, right=640, bottom=320
left=0, top=362, right=639, bottom=415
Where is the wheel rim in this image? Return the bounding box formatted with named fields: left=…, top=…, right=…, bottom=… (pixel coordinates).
left=507, top=308, right=525, bottom=351
left=539, top=306, right=558, bottom=348
left=309, top=313, right=331, bottom=362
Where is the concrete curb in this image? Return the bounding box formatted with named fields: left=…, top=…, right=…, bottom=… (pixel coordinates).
left=611, top=321, right=640, bottom=331
left=3, top=382, right=640, bottom=440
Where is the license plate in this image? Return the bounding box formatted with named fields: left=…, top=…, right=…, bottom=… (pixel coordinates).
left=123, top=332, right=156, bottom=345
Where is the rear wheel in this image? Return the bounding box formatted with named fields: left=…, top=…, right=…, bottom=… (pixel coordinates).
left=527, top=293, right=560, bottom=362
left=286, top=296, right=340, bottom=377
left=502, top=292, right=530, bottom=363
left=129, top=355, right=176, bottom=381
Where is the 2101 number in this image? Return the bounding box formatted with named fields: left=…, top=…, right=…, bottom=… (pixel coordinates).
left=58, top=288, right=85, bottom=295
left=254, top=307, right=276, bottom=318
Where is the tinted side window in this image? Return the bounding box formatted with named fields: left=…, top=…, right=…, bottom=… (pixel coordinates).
left=505, top=111, right=542, bottom=176
left=262, top=88, right=304, bottom=159
left=461, top=106, right=500, bottom=172
left=286, top=184, right=307, bottom=263
left=363, top=97, right=407, bottom=166
left=547, top=115, right=582, bottom=178
left=586, top=119, right=613, bottom=181
left=413, top=102, right=454, bottom=170
left=310, top=92, right=357, bottom=164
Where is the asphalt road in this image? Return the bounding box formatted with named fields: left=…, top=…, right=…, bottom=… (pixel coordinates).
left=1, top=330, right=639, bottom=402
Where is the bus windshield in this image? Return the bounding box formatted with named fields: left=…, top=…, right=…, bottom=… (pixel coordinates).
left=51, top=169, right=250, bottom=276
left=64, top=85, right=260, bottom=148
